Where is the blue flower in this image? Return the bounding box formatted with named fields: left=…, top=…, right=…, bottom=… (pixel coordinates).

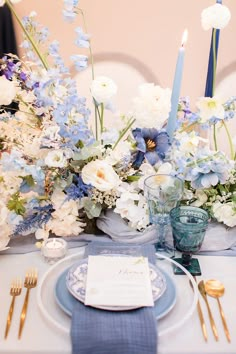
left=75, top=27, right=90, bottom=48
left=186, top=160, right=230, bottom=189
left=70, top=54, right=88, bottom=71
left=65, top=175, right=92, bottom=200
left=132, top=128, right=170, bottom=167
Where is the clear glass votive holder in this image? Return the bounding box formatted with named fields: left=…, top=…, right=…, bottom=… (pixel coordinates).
left=41, top=238, right=67, bottom=265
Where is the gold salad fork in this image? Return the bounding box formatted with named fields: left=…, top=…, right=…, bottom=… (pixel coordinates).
left=4, top=278, right=22, bottom=339
left=18, top=269, right=38, bottom=339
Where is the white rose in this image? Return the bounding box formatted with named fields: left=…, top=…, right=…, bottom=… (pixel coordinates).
left=44, top=149, right=67, bottom=168
left=90, top=76, right=117, bottom=104
left=81, top=159, right=121, bottom=192
left=212, top=202, right=236, bottom=227
left=201, top=4, right=231, bottom=30
left=0, top=76, right=16, bottom=105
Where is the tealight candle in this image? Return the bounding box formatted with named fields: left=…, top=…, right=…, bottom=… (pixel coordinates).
left=41, top=238, right=67, bottom=264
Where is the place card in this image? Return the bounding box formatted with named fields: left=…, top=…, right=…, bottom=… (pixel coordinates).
left=85, top=255, right=154, bottom=307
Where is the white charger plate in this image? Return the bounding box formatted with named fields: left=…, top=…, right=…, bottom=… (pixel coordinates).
left=66, top=256, right=167, bottom=311
left=37, top=250, right=198, bottom=337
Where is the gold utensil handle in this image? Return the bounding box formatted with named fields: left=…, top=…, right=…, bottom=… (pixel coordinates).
left=204, top=298, right=219, bottom=341
left=18, top=288, right=30, bottom=339
left=217, top=298, right=231, bottom=342
left=196, top=301, right=208, bottom=342
left=190, top=279, right=208, bottom=342
left=4, top=296, right=16, bottom=339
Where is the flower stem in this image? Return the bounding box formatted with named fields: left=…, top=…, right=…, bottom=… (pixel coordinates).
left=100, top=103, right=104, bottom=137
left=222, top=120, right=235, bottom=160
left=5, top=0, right=49, bottom=70
left=78, top=8, right=98, bottom=140
left=112, top=117, right=135, bottom=150
left=213, top=124, right=218, bottom=151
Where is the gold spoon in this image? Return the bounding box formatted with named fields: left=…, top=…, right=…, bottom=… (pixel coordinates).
left=198, top=280, right=219, bottom=341
left=205, top=279, right=231, bottom=343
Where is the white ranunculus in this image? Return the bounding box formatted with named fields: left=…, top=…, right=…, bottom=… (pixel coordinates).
left=0, top=76, right=17, bottom=105
left=44, top=149, right=67, bottom=168
left=90, top=76, right=117, bottom=104
left=212, top=202, right=236, bottom=227
left=131, top=83, right=171, bottom=129
left=201, top=3, right=231, bottom=30
left=81, top=159, right=121, bottom=192
left=196, top=96, right=225, bottom=123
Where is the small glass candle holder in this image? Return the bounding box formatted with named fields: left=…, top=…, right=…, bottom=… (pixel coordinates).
left=41, top=238, right=67, bottom=265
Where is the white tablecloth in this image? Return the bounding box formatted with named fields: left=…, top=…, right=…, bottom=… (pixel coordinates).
left=0, top=247, right=236, bottom=354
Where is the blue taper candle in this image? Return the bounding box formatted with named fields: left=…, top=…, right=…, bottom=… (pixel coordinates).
left=204, top=0, right=222, bottom=97
left=167, top=29, right=188, bottom=141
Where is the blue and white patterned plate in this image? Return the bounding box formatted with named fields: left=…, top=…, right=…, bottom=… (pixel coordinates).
left=65, top=256, right=167, bottom=311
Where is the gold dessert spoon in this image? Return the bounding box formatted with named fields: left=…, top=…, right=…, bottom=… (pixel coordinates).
left=205, top=279, right=231, bottom=343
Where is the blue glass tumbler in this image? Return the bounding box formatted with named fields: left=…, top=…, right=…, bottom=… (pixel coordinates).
left=170, top=206, right=209, bottom=275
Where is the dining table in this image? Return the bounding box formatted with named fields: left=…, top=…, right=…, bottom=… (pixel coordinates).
left=0, top=237, right=236, bottom=354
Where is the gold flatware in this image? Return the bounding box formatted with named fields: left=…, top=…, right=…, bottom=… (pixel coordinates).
left=189, top=278, right=208, bottom=342
left=198, top=280, right=219, bottom=341
left=205, top=279, right=231, bottom=343
left=18, top=269, right=38, bottom=339
left=4, top=278, right=22, bottom=339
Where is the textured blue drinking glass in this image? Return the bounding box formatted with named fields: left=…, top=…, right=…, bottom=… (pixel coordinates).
left=144, top=174, right=184, bottom=254
left=170, top=206, right=209, bottom=275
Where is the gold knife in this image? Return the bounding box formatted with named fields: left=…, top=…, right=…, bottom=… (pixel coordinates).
left=198, top=280, right=219, bottom=341
left=189, top=278, right=208, bottom=342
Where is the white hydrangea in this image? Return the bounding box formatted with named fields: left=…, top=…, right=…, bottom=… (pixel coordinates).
left=114, top=191, right=149, bottom=230
left=212, top=202, right=236, bottom=227
left=201, top=3, right=231, bottom=30
left=131, top=83, right=171, bottom=129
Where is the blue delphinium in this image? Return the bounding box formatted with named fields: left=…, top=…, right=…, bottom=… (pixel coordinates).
left=132, top=128, right=170, bottom=167
left=14, top=204, right=54, bottom=236
left=65, top=175, right=92, bottom=200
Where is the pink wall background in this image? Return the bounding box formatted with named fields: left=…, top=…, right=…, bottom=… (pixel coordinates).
left=13, top=0, right=236, bottom=107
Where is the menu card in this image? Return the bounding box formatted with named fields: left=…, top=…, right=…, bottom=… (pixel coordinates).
left=85, top=255, right=154, bottom=307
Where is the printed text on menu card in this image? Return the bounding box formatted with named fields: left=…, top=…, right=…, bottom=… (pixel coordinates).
left=85, top=256, right=154, bottom=307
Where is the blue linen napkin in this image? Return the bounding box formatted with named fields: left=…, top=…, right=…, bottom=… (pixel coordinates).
left=70, top=241, right=158, bottom=354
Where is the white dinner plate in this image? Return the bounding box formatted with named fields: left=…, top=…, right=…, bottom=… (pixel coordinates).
left=65, top=256, right=167, bottom=311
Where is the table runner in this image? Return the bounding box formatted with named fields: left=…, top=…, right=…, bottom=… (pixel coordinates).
left=70, top=242, right=158, bottom=354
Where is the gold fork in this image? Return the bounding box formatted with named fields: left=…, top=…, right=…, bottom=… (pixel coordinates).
left=4, top=278, right=22, bottom=339
left=18, top=269, right=38, bottom=339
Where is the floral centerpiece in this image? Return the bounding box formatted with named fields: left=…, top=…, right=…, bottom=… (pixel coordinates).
left=0, top=0, right=235, bottom=251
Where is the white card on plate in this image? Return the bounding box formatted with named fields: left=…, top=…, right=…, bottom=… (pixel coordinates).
left=85, top=255, right=154, bottom=307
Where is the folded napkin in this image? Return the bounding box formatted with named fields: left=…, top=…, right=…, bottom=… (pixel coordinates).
left=71, top=242, right=158, bottom=354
